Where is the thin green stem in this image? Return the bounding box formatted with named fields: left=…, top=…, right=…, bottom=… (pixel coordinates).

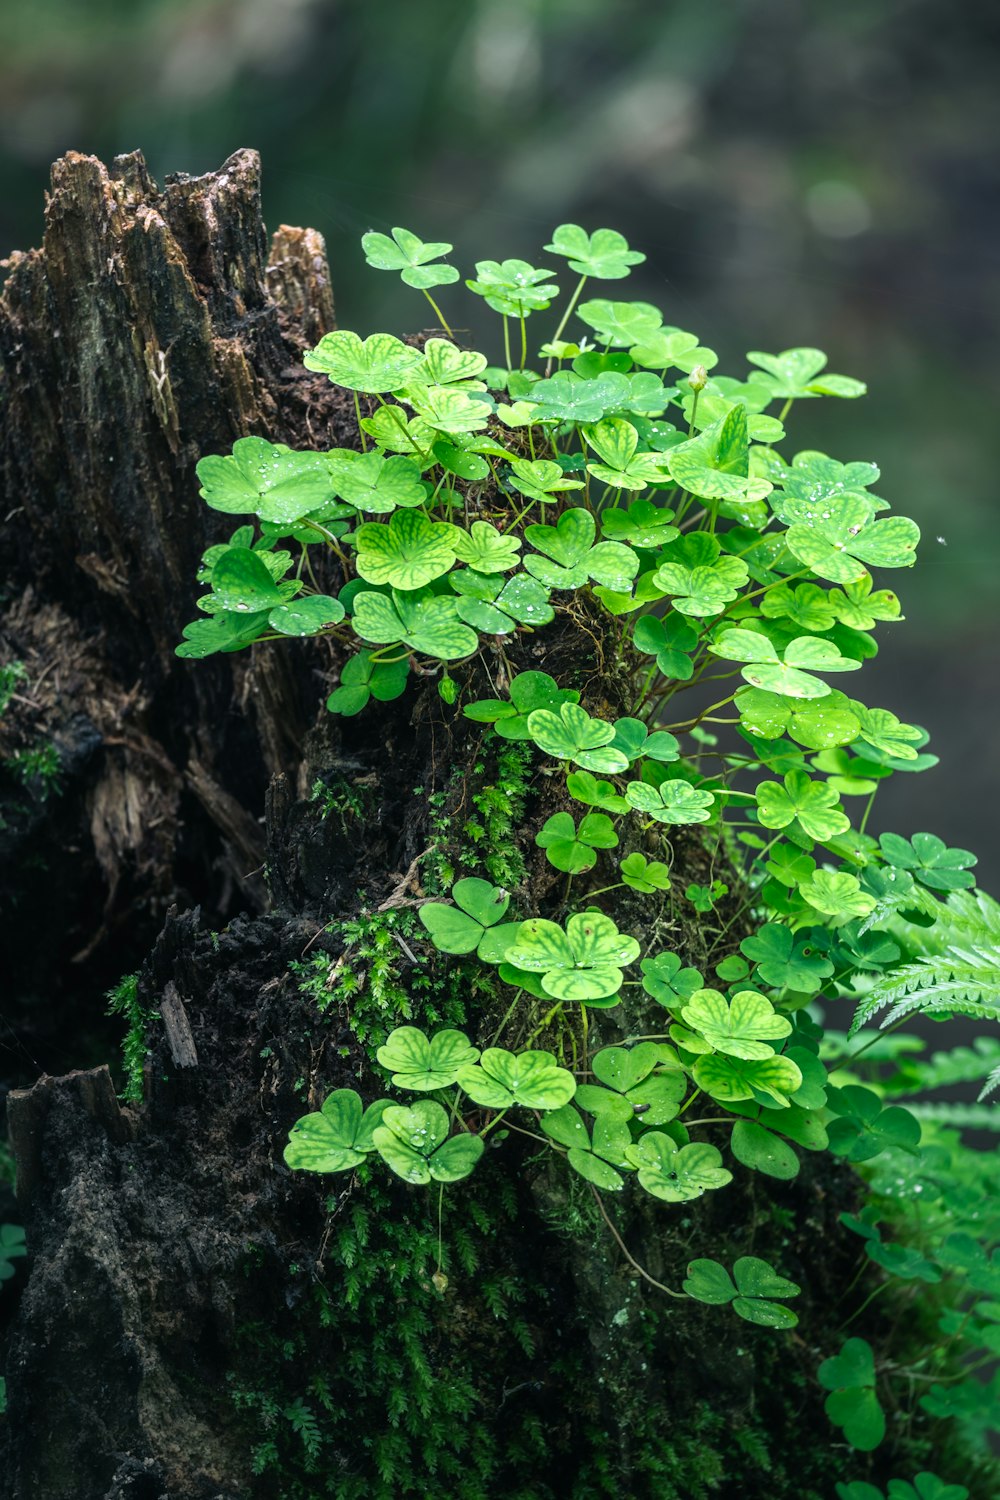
left=590, top=1187, right=687, bottom=1298
left=422, top=288, right=454, bottom=337
left=353, top=390, right=368, bottom=452
left=546, top=274, right=588, bottom=371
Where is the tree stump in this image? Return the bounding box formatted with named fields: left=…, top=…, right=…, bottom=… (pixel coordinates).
left=0, top=151, right=951, bottom=1500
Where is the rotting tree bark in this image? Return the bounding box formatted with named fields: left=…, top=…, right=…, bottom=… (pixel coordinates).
left=0, top=154, right=958, bottom=1500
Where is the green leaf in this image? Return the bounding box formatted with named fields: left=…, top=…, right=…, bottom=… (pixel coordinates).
left=355, top=512, right=460, bottom=590
left=625, top=1135, right=732, bottom=1202
left=376, top=1027, right=480, bottom=1090
left=760, top=581, right=839, bottom=633
left=175, top=610, right=272, bottom=658
left=412, top=337, right=488, bottom=390
left=682, top=989, right=792, bottom=1060
left=506, top=912, right=640, bottom=1003
left=326, top=649, right=409, bottom=715
left=451, top=521, right=522, bottom=574
left=304, top=330, right=425, bottom=392
left=735, top=687, right=860, bottom=751
left=667, top=406, right=773, bottom=503
left=682, top=1258, right=738, bottom=1304
left=601, top=499, right=679, bottom=550
left=799, top=871, right=876, bottom=925
left=408, top=386, right=491, bottom=436
left=352, top=587, right=478, bottom=661
left=818, top=1338, right=885, bottom=1451
left=526, top=702, right=630, bottom=774
left=879, top=831, right=977, bottom=893
left=525, top=506, right=595, bottom=569
left=739, top=924, right=833, bottom=993
left=693, top=1051, right=804, bottom=1108
left=826, top=1085, right=921, bottom=1162
left=268, top=595, right=345, bottom=636
left=466, top=259, right=559, bottom=316
left=211, top=547, right=285, bottom=611
left=196, top=438, right=337, bottom=524
left=625, top=778, right=715, bottom=825
left=566, top=770, right=630, bottom=814
left=361, top=226, right=459, bottom=290
left=451, top=570, right=554, bottom=633
left=632, top=612, right=698, bottom=679
left=373, top=1102, right=484, bottom=1184
left=620, top=852, right=672, bottom=893
left=610, top=718, right=680, bottom=765
left=536, top=811, right=619, bottom=874
left=457, top=1048, right=577, bottom=1110
left=747, top=347, right=866, bottom=400
left=418, top=878, right=517, bottom=962
left=583, top=418, right=673, bottom=490
left=755, top=770, right=850, bottom=841
left=731, top=1255, right=801, bottom=1325
left=577, top=297, right=662, bottom=346
left=712, top=629, right=861, bottom=699
left=731, top=1119, right=800, bottom=1179
left=463, top=670, right=579, bottom=739
left=544, top=224, right=646, bottom=280
left=326, top=450, right=426, bottom=513
left=653, top=534, right=749, bottom=617
left=641, top=952, right=704, bottom=1006
left=783, top=495, right=920, bottom=584
left=284, top=1090, right=390, bottom=1173
left=507, top=456, right=585, bottom=503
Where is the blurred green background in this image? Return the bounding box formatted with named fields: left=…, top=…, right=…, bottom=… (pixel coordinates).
left=2, top=0, right=998, bottom=880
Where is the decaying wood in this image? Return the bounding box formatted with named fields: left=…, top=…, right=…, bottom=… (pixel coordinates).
left=159, top=981, right=199, bottom=1068
left=6, top=1066, right=134, bottom=1203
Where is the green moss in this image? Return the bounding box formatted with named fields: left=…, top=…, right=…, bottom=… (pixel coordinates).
left=106, top=972, right=158, bottom=1103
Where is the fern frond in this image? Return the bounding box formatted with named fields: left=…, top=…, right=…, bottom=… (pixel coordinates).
left=906, top=1101, right=1000, bottom=1132
left=979, top=1061, right=1000, bottom=1103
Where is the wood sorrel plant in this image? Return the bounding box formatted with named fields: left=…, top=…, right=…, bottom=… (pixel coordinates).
left=177, top=223, right=1000, bottom=1485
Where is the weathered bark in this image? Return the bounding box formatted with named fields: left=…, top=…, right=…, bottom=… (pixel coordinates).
left=0, top=153, right=965, bottom=1500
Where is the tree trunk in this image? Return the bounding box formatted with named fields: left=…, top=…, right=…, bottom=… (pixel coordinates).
left=0, top=152, right=943, bottom=1500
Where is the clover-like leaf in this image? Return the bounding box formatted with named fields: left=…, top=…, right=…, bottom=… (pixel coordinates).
left=625, top=1135, right=732, bottom=1202
left=583, top=418, right=673, bottom=490
left=879, top=831, right=976, bottom=892
left=544, top=224, right=646, bottom=280
left=683, top=1255, right=801, bottom=1326
left=326, top=449, right=426, bottom=513
left=630, top=326, right=718, bottom=374
left=799, top=871, right=877, bottom=925
left=541, top=1105, right=632, bottom=1191
left=652, top=534, right=749, bottom=617
left=418, top=878, right=517, bottom=961
left=693, top=1051, right=804, bottom=1108
left=760, top=581, right=840, bottom=633
left=524, top=371, right=626, bottom=424
left=351, top=587, right=478, bottom=660
left=784, top=495, right=920, bottom=584
left=507, top=456, right=585, bottom=503
left=580, top=1043, right=686, bottom=1126
left=601, top=499, right=679, bottom=550
left=566, top=769, right=630, bottom=814
left=747, top=348, right=866, bottom=401
left=463, top=670, right=579, bottom=739
left=305, top=330, right=425, bottom=392
left=830, top=576, right=902, bottom=631
left=730, top=1119, right=800, bottom=1181
left=326, top=648, right=410, bottom=716
left=361, top=226, right=459, bottom=290
left=526, top=702, right=630, bottom=774
left=411, top=338, right=488, bottom=391
left=457, top=1048, right=576, bottom=1110
left=825, top=1085, right=921, bottom=1163
left=284, top=1089, right=390, bottom=1174
left=466, top=259, right=559, bottom=316
left=681, top=989, right=792, bottom=1060
left=451, top=521, right=522, bottom=574
left=610, top=718, right=680, bottom=766
left=175, top=610, right=272, bottom=658
left=372, top=1101, right=484, bottom=1184
left=667, top=405, right=773, bottom=503
left=620, top=852, right=672, bottom=893
left=267, top=594, right=345, bottom=636
left=196, top=437, right=337, bottom=523
left=577, top=297, right=662, bottom=347
left=535, top=811, right=618, bottom=874
left=376, top=1027, right=480, bottom=1090
left=505, top=912, right=640, bottom=1003
left=210, top=546, right=286, bottom=613
left=640, top=952, right=704, bottom=1007
left=739, top=924, right=833, bottom=993
left=450, top=569, right=554, bottom=633
left=817, top=1337, right=885, bottom=1451
left=632, top=612, right=699, bottom=680
left=735, top=686, right=861, bottom=750
left=712, top=629, right=861, bottom=699
left=625, top=778, right=715, bottom=825
left=755, top=770, right=850, bottom=842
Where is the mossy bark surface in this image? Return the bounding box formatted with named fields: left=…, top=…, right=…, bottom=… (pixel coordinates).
left=0, top=152, right=961, bottom=1499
